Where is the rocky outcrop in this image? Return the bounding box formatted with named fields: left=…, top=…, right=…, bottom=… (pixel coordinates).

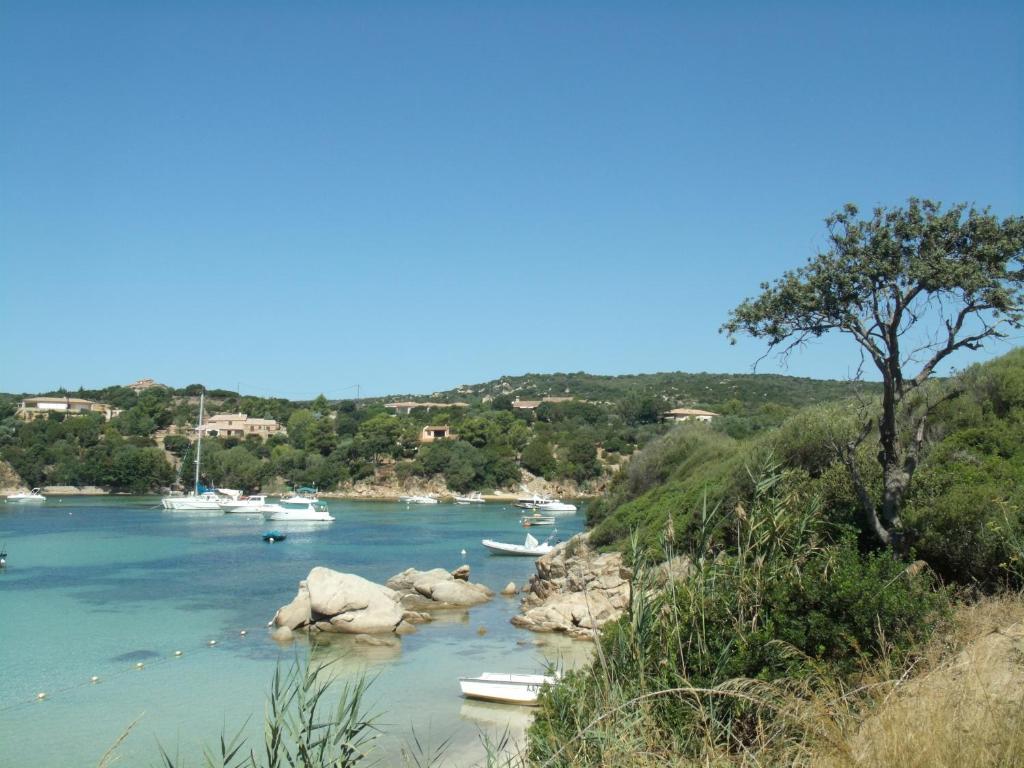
left=386, top=567, right=494, bottom=608
left=272, top=564, right=494, bottom=636
left=512, top=533, right=632, bottom=640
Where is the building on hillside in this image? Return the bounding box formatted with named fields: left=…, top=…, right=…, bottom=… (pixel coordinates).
left=511, top=396, right=576, bottom=411
left=198, top=413, right=285, bottom=440
left=384, top=401, right=470, bottom=416
left=16, top=396, right=122, bottom=422
left=664, top=407, right=719, bottom=423
left=419, top=425, right=455, bottom=443
left=128, top=378, right=167, bottom=393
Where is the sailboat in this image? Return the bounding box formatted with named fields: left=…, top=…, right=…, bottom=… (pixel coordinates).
left=162, top=393, right=236, bottom=511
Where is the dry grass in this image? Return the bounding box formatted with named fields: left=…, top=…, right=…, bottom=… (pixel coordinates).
left=813, top=592, right=1024, bottom=768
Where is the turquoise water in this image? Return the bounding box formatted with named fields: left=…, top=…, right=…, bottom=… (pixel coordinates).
left=0, top=497, right=588, bottom=767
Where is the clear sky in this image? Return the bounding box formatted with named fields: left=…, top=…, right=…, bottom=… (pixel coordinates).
left=1, top=1, right=1021, bottom=399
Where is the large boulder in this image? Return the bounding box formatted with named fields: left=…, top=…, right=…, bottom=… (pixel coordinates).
left=513, top=533, right=632, bottom=639
left=273, top=567, right=404, bottom=635
left=386, top=567, right=494, bottom=608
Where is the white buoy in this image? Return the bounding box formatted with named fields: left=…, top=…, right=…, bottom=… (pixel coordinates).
left=90, top=676, right=100, bottom=684
left=239, top=630, right=247, bottom=636
left=208, top=640, right=217, bottom=646
left=460, top=549, right=467, bottom=556
left=37, top=692, right=46, bottom=700
left=174, top=650, right=183, bottom=657
left=135, top=662, right=145, bottom=669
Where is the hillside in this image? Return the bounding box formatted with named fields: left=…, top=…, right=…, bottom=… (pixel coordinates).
left=0, top=369, right=875, bottom=495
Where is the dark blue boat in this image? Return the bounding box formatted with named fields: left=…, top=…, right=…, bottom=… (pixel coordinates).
left=262, top=531, right=286, bottom=542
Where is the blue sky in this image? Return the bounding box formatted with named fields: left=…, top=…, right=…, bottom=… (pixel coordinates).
left=1, top=1, right=1021, bottom=398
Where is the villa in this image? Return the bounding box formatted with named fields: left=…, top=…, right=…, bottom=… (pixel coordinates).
left=198, top=413, right=286, bottom=440
left=419, top=425, right=455, bottom=443
left=664, top=407, right=719, bottom=423
left=511, top=396, right=576, bottom=411
left=384, top=401, right=469, bottom=416
left=16, top=396, right=122, bottom=422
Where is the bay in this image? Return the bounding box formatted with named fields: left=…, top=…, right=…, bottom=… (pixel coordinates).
left=0, top=497, right=588, bottom=767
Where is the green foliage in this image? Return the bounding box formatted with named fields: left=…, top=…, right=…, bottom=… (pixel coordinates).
left=163, top=434, right=191, bottom=457
left=521, top=438, right=556, bottom=478
left=528, top=466, right=946, bottom=766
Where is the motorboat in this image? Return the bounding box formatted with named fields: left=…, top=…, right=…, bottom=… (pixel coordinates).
left=481, top=532, right=556, bottom=556
left=520, top=513, right=556, bottom=527
left=535, top=500, right=577, bottom=514
left=262, top=530, right=287, bottom=542
left=279, top=486, right=319, bottom=504
left=400, top=494, right=439, bottom=505
left=514, top=493, right=554, bottom=509
left=458, top=672, right=558, bottom=705
left=260, top=500, right=335, bottom=522
left=219, top=495, right=268, bottom=513
left=454, top=492, right=485, bottom=505
left=6, top=488, right=46, bottom=503
left=163, top=488, right=240, bottom=511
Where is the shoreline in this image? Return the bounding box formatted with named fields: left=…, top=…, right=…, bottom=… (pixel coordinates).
left=2, top=486, right=600, bottom=501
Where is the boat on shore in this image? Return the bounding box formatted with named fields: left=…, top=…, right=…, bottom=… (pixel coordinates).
left=454, top=492, right=485, bottom=505
left=482, top=532, right=556, bottom=556
left=6, top=488, right=46, bottom=503
left=458, top=672, right=558, bottom=705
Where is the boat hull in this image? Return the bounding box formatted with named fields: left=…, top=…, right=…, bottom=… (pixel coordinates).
left=459, top=674, right=556, bottom=706
left=481, top=539, right=553, bottom=556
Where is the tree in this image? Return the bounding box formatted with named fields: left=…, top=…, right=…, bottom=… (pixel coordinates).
left=723, top=199, right=1024, bottom=548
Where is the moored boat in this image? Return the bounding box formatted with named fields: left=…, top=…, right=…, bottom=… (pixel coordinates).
left=400, top=494, right=439, bottom=505
left=6, top=488, right=46, bottom=503
left=458, top=672, right=558, bottom=705
left=219, top=495, right=268, bottom=513
left=481, top=532, right=555, bottom=556
left=535, top=500, right=577, bottom=514
left=520, top=514, right=556, bottom=527
left=262, top=530, right=287, bottom=542
left=259, top=500, right=335, bottom=522
left=454, top=492, right=485, bottom=505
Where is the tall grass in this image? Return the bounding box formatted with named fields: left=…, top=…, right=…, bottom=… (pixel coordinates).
left=527, top=459, right=945, bottom=768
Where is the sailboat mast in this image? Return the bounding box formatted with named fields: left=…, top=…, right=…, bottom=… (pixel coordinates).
left=194, top=391, right=204, bottom=495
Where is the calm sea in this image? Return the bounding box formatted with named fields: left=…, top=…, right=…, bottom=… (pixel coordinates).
left=0, top=497, right=589, bottom=767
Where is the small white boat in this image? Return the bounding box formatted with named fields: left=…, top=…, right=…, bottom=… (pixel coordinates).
left=454, top=492, right=485, bottom=505
left=260, top=501, right=334, bottom=522
left=481, top=532, right=555, bottom=556
left=400, top=494, right=439, bottom=505
left=6, top=488, right=46, bottom=503
left=218, top=495, right=268, bottom=513
left=514, top=494, right=554, bottom=509
left=458, top=672, right=558, bottom=705
left=520, top=514, right=556, bottom=527
left=163, top=489, right=240, bottom=511
left=535, top=500, right=577, bottom=514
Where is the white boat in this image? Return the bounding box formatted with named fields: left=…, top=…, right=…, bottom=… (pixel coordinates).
left=161, top=393, right=234, bottom=512
left=514, top=493, right=554, bottom=509
left=481, top=532, right=555, bottom=557
left=520, top=513, right=556, bottom=527
left=454, top=492, right=485, bottom=505
left=279, top=487, right=319, bottom=504
left=535, top=500, right=577, bottom=514
left=400, top=494, right=439, bottom=505
left=6, top=488, right=46, bottom=503
left=458, top=672, right=558, bottom=706
left=260, top=500, right=335, bottom=522
left=218, top=495, right=268, bottom=513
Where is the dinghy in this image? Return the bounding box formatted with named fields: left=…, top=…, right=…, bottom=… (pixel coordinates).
left=458, top=672, right=558, bottom=705
left=481, top=532, right=555, bottom=556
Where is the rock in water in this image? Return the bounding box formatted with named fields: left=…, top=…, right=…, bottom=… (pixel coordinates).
left=501, top=581, right=517, bottom=595
left=451, top=564, right=471, bottom=581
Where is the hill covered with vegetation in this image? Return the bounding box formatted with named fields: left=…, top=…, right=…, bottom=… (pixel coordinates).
left=0, top=370, right=875, bottom=494
left=526, top=347, right=1024, bottom=766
